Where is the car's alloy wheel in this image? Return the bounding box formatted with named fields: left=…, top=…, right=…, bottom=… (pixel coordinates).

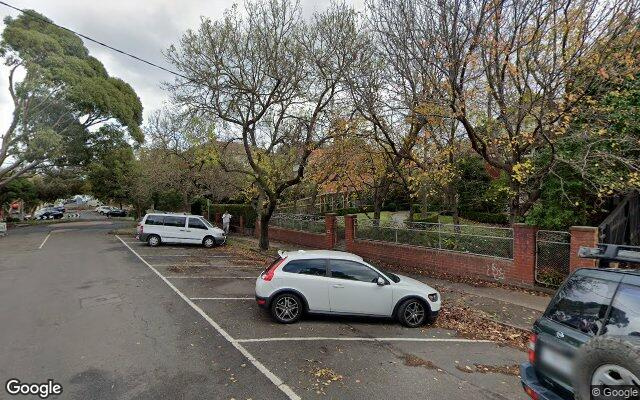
left=203, top=237, right=215, bottom=248
left=148, top=235, right=160, bottom=247
left=399, top=299, right=426, bottom=327
left=272, top=294, right=301, bottom=323
left=591, top=364, right=640, bottom=386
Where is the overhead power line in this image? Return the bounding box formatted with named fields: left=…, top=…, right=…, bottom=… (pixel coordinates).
left=0, top=0, right=189, bottom=80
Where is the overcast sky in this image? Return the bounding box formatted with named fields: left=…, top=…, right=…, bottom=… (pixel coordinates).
left=0, top=0, right=364, bottom=136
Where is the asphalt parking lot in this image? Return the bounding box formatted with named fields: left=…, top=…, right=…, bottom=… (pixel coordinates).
left=1, top=223, right=528, bottom=399
left=116, top=235, right=529, bottom=400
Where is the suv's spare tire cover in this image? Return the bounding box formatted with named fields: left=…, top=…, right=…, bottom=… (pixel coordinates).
left=572, top=335, right=640, bottom=400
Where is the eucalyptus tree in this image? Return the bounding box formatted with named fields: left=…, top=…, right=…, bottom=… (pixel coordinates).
left=0, top=11, right=143, bottom=189
left=167, top=0, right=364, bottom=249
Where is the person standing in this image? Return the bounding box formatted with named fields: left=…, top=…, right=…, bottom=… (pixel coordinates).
left=222, top=211, right=232, bottom=234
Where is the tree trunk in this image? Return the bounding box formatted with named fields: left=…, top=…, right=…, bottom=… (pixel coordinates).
left=258, top=200, right=277, bottom=250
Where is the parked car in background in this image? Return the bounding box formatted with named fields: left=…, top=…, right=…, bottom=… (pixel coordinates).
left=255, top=250, right=441, bottom=326
left=53, top=205, right=65, bottom=213
left=136, top=213, right=226, bottom=248
left=106, top=208, right=127, bottom=217
left=96, top=206, right=111, bottom=214
left=33, top=207, right=63, bottom=220
left=521, top=244, right=640, bottom=400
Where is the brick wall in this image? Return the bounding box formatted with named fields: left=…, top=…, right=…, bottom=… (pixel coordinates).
left=344, top=215, right=536, bottom=286
left=253, top=213, right=598, bottom=287
left=254, top=214, right=336, bottom=250
left=569, top=226, right=599, bottom=272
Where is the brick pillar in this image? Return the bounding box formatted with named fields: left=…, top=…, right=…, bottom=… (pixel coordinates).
left=254, top=219, right=260, bottom=238
left=569, top=226, right=599, bottom=272
left=239, top=216, right=245, bottom=235
left=325, top=213, right=337, bottom=249
left=513, top=223, right=538, bottom=285
left=344, top=214, right=356, bottom=252
left=215, top=213, right=222, bottom=225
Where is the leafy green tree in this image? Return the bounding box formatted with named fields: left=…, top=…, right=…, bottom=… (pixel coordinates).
left=0, top=10, right=143, bottom=188
left=0, top=177, right=37, bottom=215
left=86, top=127, right=136, bottom=207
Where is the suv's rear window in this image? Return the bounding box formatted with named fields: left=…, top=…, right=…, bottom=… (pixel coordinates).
left=545, top=274, right=618, bottom=335
left=603, top=283, right=640, bottom=337
left=145, top=215, right=164, bottom=225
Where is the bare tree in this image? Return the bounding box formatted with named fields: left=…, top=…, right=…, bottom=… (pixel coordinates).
left=371, top=0, right=640, bottom=221
left=166, top=0, right=364, bottom=249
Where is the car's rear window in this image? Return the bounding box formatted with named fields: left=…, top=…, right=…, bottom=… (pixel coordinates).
left=545, top=274, right=618, bottom=335
left=282, top=259, right=326, bottom=276
left=145, top=215, right=164, bottom=225
left=602, top=283, right=640, bottom=337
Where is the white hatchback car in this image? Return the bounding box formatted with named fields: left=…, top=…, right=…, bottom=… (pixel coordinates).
left=255, top=250, right=441, bottom=327
left=136, top=213, right=226, bottom=248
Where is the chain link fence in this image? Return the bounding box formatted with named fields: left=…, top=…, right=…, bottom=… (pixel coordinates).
left=270, top=214, right=326, bottom=234
left=535, top=230, right=571, bottom=287
left=355, top=219, right=514, bottom=259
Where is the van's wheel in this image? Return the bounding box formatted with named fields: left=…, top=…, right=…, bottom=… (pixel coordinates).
left=270, top=293, right=302, bottom=324
left=573, top=336, right=640, bottom=400
left=203, top=236, right=216, bottom=248
left=397, top=298, right=427, bottom=328
left=147, top=234, right=161, bottom=247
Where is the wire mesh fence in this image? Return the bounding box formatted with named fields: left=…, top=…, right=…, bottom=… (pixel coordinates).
left=335, top=216, right=346, bottom=241
left=355, top=219, right=514, bottom=259
left=270, top=214, right=326, bottom=234
left=535, top=230, right=571, bottom=287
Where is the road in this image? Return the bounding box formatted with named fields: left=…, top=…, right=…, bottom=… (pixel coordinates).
left=0, top=223, right=528, bottom=400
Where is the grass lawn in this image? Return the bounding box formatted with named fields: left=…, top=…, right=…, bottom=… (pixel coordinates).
left=354, top=211, right=394, bottom=223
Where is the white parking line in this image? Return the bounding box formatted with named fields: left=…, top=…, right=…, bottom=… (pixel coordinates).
left=150, top=263, right=213, bottom=267
left=116, top=235, right=301, bottom=400
left=167, top=276, right=256, bottom=279
left=141, top=254, right=232, bottom=258
left=38, top=232, right=52, bottom=249
left=236, top=337, right=493, bottom=344
left=190, top=297, right=253, bottom=300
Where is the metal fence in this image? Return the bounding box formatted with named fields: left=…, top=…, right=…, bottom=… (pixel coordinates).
left=355, top=219, right=514, bottom=259
left=535, top=230, right=571, bottom=287
left=270, top=214, right=326, bottom=234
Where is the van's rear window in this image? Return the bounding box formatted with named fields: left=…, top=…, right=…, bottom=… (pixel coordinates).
left=145, top=215, right=164, bottom=225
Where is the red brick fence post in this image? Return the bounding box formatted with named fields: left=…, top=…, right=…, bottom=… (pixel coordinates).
left=513, top=223, right=538, bottom=285
left=569, top=226, right=599, bottom=272
left=344, top=214, right=356, bottom=252
left=325, top=213, right=337, bottom=249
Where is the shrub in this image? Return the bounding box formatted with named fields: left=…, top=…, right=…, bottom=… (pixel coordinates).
left=460, top=210, right=510, bottom=225
left=412, top=212, right=439, bottom=223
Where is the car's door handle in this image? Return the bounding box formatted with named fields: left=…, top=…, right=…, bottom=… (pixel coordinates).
left=332, top=284, right=344, bottom=288
left=179, top=229, right=186, bottom=231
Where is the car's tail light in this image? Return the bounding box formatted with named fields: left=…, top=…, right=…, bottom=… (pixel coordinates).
left=528, top=333, right=537, bottom=364
left=261, top=257, right=286, bottom=281
left=523, top=384, right=539, bottom=400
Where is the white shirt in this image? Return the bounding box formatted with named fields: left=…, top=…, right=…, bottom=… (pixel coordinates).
left=222, top=213, right=232, bottom=224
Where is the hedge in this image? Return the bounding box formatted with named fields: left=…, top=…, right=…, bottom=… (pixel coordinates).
left=460, top=210, right=510, bottom=225
left=208, top=203, right=258, bottom=228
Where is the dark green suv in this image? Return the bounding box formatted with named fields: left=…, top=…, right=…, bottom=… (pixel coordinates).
left=521, top=245, right=640, bottom=400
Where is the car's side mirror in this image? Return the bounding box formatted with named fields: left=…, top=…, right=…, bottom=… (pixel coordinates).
left=376, top=277, right=386, bottom=286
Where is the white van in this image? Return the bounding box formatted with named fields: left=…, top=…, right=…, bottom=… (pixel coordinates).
left=136, top=213, right=226, bottom=248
